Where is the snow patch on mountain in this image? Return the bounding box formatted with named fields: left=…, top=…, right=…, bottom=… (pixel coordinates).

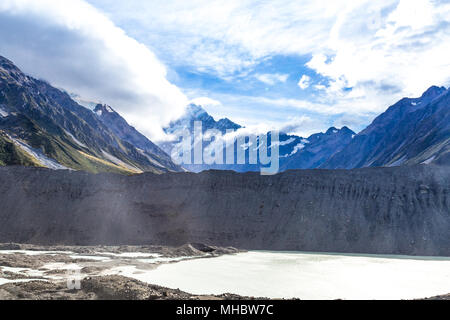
left=0, top=106, right=8, bottom=117
left=8, top=136, right=68, bottom=170
left=387, top=155, right=407, bottom=167
left=272, top=137, right=296, bottom=147
left=137, top=148, right=165, bottom=168
left=421, top=156, right=436, bottom=165
left=101, top=150, right=141, bottom=172
left=280, top=137, right=295, bottom=146
left=64, top=130, right=87, bottom=148
left=282, top=143, right=306, bottom=157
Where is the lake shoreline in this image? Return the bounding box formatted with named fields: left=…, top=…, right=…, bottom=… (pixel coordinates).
left=1, top=244, right=449, bottom=300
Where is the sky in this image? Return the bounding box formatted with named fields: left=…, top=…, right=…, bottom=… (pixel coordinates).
left=1, top=0, right=450, bottom=140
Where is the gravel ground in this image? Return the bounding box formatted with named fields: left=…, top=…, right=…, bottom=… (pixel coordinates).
left=0, top=243, right=249, bottom=300
left=0, top=276, right=253, bottom=300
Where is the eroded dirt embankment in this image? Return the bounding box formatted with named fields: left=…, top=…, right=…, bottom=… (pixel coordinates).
left=0, top=165, right=449, bottom=256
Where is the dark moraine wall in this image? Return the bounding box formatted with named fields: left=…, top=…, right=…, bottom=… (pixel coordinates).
left=0, top=165, right=449, bottom=256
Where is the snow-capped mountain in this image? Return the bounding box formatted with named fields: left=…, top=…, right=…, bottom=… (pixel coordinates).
left=161, top=103, right=356, bottom=172
left=1, top=52, right=447, bottom=175
left=93, top=104, right=183, bottom=172
left=165, top=103, right=242, bottom=136
left=322, top=86, right=450, bottom=169
left=280, top=127, right=355, bottom=170
left=0, top=55, right=182, bottom=174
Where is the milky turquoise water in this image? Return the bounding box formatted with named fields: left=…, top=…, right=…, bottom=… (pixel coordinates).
left=131, top=251, right=450, bottom=300
left=1, top=250, right=449, bottom=299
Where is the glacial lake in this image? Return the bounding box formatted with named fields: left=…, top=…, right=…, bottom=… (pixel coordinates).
left=125, top=251, right=450, bottom=300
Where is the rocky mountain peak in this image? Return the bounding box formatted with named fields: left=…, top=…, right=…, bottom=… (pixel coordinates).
left=322, top=84, right=450, bottom=169
left=0, top=55, right=183, bottom=173
left=325, top=126, right=355, bottom=136
left=166, top=103, right=241, bottom=135
left=420, top=85, right=446, bottom=100
left=216, top=118, right=242, bottom=131
left=0, top=56, right=18, bottom=72
left=94, top=104, right=116, bottom=116
left=325, top=127, right=339, bottom=135
left=0, top=56, right=30, bottom=85
left=185, top=104, right=208, bottom=118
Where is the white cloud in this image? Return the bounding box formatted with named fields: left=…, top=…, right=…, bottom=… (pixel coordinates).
left=0, top=0, right=189, bottom=140
left=246, top=96, right=376, bottom=116
left=87, top=0, right=450, bottom=120
left=298, top=75, right=311, bottom=89
left=303, top=0, right=450, bottom=112
left=314, top=84, right=327, bottom=90
left=277, top=116, right=325, bottom=137
left=255, top=73, right=289, bottom=85
left=87, top=0, right=347, bottom=76
left=181, top=89, right=372, bottom=137
left=189, top=97, right=222, bottom=108
left=2, top=0, right=450, bottom=140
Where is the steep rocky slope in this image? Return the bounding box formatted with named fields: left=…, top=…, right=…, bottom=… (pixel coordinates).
left=0, top=165, right=448, bottom=256
left=0, top=55, right=181, bottom=174
left=0, top=132, right=40, bottom=166
left=322, top=86, right=450, bottom=168
left=280, top=127, right=355, bottom=170
left=93, top=104, right=183, bottom=172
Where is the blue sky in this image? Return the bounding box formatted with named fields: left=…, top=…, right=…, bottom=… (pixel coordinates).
left=170, top=55, right=337, bottom=129
left=85, top=0, right=450, bottom=136
left=1, top=0, right=450, bottom=140
left=87, top=0, right=377, bottom=135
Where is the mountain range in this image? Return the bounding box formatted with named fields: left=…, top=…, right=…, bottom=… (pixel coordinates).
left=0, top=55, right=182, bottom=174
left=0, top=54, right=448, bottom=174
left=322, top=85, right=450, bottom=168
left=161, top=104, right=356, bottom=172
left=162, top=87, right=449, bottom=172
